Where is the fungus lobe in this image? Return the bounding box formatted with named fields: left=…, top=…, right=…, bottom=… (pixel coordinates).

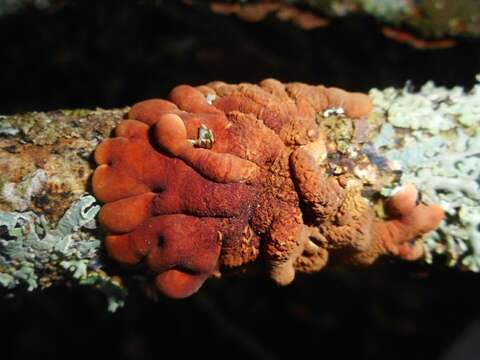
left=92, top=80, right=443, bottom=298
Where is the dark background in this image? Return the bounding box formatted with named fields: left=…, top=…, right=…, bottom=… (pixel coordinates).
left=1, top=1, right=480, bottom=359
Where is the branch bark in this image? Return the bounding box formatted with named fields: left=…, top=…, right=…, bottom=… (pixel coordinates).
left=0, top=78, right=478, bottom=310
left=3, top=1, right=480, bottom=39
left=200, top=0, right=480, bottom=39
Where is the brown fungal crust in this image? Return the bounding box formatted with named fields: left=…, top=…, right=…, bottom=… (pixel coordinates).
left=92, top=79, right=443, bottom=298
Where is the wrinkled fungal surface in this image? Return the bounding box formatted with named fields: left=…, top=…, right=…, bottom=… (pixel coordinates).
left=92, top=80, right=444, bottom=298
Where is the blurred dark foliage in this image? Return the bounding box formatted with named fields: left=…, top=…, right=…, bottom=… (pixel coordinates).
left=1, top=1, right=480, bottom=360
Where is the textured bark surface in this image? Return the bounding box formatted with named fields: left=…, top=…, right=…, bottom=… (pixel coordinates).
left=0, top=78, right=478, bottom=308
left=0, top=109, right=128, bottom=310
left=201, top=0, right=480, bottom=39
left=0, top=108, right=125, bottom=221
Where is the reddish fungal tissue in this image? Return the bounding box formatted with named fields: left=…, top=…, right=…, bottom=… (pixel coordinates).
left=92, top=79, right=443, bottom=298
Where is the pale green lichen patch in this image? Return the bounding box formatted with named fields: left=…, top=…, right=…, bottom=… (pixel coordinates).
left=369, top=77, right=480, bottom=270
left=0, top=116, right=20, bottom=136
left=375, top=81, right=480, bottom=134
left=1, top=169, right=48, bottom=211
left=0, top=194, right=126, bottom=311
left=358, top=0, right=411, bottom=23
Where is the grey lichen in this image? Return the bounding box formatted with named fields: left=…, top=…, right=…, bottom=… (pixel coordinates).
left=1, top=169, right=48, bottom=211
left=0, top=116, right=20, bottom=136
left=0, top=194, right=126, bottom=311
left=369, top=76, right=480, bottom=271
left=357, top=0, right=411, bottom=23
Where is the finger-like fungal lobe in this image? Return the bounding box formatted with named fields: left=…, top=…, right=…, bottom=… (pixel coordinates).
left=92, top=80, right=444, bottom=298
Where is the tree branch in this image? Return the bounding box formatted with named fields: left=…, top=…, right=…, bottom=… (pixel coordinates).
left=0, top=78, right=478, bottom=310
left=200, top=0, right=480, bottom=39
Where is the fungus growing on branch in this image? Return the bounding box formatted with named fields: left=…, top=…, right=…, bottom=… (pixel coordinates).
left=92, top=80, right=444, bottom=298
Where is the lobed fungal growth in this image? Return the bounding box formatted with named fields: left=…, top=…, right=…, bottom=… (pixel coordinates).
left=92, top=80, right=444, bottom=298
